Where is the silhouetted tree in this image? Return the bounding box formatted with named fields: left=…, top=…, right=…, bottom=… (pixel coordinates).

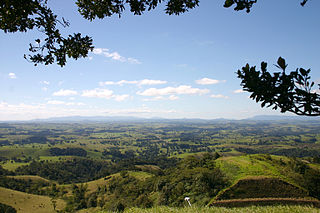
left=238, top=57, right=320, bottom=116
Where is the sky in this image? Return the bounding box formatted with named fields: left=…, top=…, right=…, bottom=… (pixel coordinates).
left=1, top=0, right=320, bottom=121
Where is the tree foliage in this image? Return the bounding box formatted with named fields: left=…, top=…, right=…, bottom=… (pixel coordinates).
left=5, top=0, right=306, bottom=67
left=237, top=57, right=320, bottom=116
left=0, top=0, right=93, bottom=66
left=0, top=0, right=200, bottom=67
left=0, top=0, right=310, bottom=66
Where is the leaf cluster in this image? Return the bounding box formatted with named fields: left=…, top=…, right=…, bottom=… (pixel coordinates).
left=223, top=0, right=309, bottom=13
left=76, top=0, right=200, bottom=20
left=0, top=0, right=93, bottom=66
left=237, top=57, right=320, bottom=116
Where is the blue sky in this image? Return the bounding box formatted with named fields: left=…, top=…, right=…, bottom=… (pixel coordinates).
left=1, top=0, right=320, bottom=120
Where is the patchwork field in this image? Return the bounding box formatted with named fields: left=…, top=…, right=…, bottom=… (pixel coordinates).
left=0, top=120, right=319, bottom=212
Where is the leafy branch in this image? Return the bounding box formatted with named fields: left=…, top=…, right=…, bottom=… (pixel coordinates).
left=0, top=0, right=93, bottom=66
left=237, top=57, right=320, bottom=116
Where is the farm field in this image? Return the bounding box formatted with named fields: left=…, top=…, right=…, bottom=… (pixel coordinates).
left=0, top=120, right=320, bottom=212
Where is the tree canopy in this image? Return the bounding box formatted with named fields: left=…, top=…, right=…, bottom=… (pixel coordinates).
left=238, top=57, right=320, bottom=116
left=2, top=0, right=303, bottom=66
left=1, top=0, right=318, bottom=116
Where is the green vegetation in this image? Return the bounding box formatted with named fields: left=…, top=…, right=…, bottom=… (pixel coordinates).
left=0, top=202, right=16, bottom=213
left=0, top=187, right=65, bottom=213
left=0, top=121, right=320, bottom=212
left=214, top=177, right=308, bottom=200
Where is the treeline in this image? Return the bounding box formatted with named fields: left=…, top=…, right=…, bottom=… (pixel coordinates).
left=14, top=156, right=178, bottom=184
left=0, top=176, right=49, bottom=195
left=49, top=147, right=87, bottom=157
left=288, top=158, right=320, bottom=199
left=235, top=147, right=320, bottom=158
left=0, top=203, right=16, bottom=213
left=15, top=159, right=113, bottom=184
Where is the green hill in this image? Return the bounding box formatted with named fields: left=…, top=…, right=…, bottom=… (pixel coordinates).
left=0, top=187, right=65, bottom=213
left=214, top=176, right=308, bottom=200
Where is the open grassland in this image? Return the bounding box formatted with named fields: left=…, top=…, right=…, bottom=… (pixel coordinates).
left=78, top=173, right=119, bottom=194
left=0, top=187, right=65, bottom=213
left=6, top=175, right=50, bottom=183
left=1, top=161, right=30, bottom=171
left=99, top=205, right=320, bottom=213
left=215, top=154, right=309, bottom=185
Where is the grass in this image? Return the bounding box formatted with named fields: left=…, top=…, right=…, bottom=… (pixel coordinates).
left=128, top=171, right=153, bottom=181
left=215, top=154, right=305, bottom=186
left=1, top=161, right=30, bottom=171
left=98, top=205, right=320, bottom=213
left=82, top=174, right=119, bottom=194
left=6, top=175, right=50, bottom=183
left=0, top=186, right=65, bottom=213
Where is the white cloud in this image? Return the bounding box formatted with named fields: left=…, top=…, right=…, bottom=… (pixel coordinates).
left=0, top=102, right=178, bottom=121
left=99, top=80, right=138, bottom=86
left=47, top=100, right=65, bottom=105
left=139, top=79, right=167, bottom=86
left=40, top=81, right=50, bottom=85
left=127, top=57, right=141, bottom=64
left=53, top=89, right=78, bottom=96
left=195, top=78, right=225, bottom=85
left=113, top=94, right=130, bottom=102
left=143, top=95, right=179, bottom=101
left=103, top=107, right=177, bottom=115
left=233, top=89, right=245, bottom=94
left=99, top=79, right=167, bottom=87
left=47, top=100, right=85, bottom=106
left=82, top=88, right=129, bottom=101
left=8, top=73, right=16, bottom=79
left=169, top=95, right=179, bottom=100
left=92, top=48, right=141, bottom=64
left=137, top=85, right=209, bottom=96
left=82, top=88, right=114, bottom=99
left=210, top=94, right=229, bottom=99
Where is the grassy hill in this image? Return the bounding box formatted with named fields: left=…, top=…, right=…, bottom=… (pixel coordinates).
left=214, top=176, right=308, bottom=200
left=7, top=175, right=50, bottom=183
left=0, top=187, right=65, bottom=213
left=215, top=154, right=311, bottom=187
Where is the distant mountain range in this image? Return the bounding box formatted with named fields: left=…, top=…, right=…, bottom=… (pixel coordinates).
left=2, top=115, right=315, bottom=123
left=245, top=115, right=320, bottom=121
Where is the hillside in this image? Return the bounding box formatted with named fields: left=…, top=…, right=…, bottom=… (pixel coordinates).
left=214, top=176, right=308, bottom=200
left=0, top=187, right=65, bottom=213
left=215, top=154, right=305, bottom=185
